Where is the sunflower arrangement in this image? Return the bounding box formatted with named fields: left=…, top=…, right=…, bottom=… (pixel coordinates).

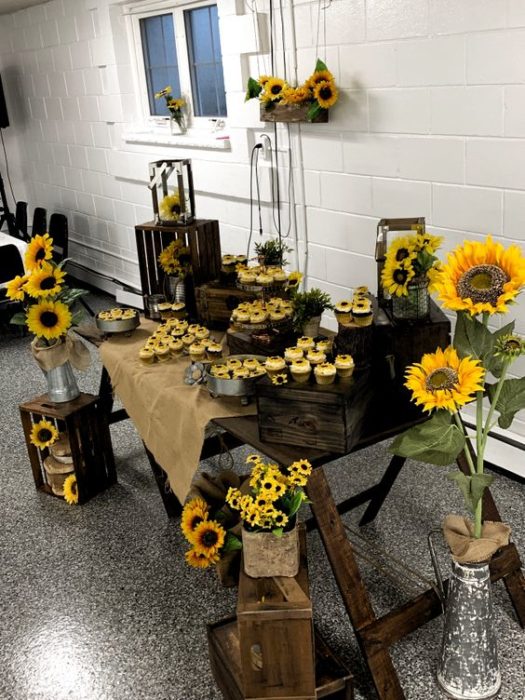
left=391, top=235, right=525, bottom=547
left=381, top=231, right=443, bottom=298
left=157, top=239, right=192, bottom=278
left=181, top=496, right=242, bottom=570
left=155, top=85, right=186, bottom=129
left=6, top=235, right=87, bottom=346
left=226, top=455, right=312, bottom=535
left=245, top=59, right=338, bottom=122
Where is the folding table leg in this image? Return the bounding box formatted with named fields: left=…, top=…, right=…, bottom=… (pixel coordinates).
left=143, top=443, right=182, bottom=518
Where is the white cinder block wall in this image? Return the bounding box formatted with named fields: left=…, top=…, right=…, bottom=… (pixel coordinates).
left=0, top=0, right=524, bottom=439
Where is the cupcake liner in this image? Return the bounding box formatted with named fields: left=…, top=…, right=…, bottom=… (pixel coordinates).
left=315, top=373, right=336, bottom=385
left=291, top=370, right=311, bottom=384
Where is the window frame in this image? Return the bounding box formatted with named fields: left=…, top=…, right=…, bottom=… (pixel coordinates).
left=126, top=0, right=227, bottom=131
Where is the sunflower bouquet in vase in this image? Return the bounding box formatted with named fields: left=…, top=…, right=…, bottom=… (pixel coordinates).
left=155, top=86, right=187, bottom=134
left=245, top=59, right=338, bottom=123
left=6, top=234, right=90, bottom=403
left=158, top=239, right=192, bottom=302
left=226, top=454, right=312, bottom=578
left=381, top=230, right=443, bottom=321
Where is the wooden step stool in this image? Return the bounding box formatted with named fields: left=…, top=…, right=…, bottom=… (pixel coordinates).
left=19, top=393, right=116, bottom=504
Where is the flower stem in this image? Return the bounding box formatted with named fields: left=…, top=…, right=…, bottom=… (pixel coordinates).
left=453, top=412, right=475, bottom=475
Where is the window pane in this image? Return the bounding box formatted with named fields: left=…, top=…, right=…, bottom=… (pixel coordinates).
left=140, top=14, right=181, bottom=116
left=185, top=5, right=227, bottom=117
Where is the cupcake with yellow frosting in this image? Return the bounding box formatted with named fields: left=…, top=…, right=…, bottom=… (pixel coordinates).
left=226, top=358, right=243, bottom=372
left=334, top=354, right=355, bottom=379
left=314, top=362, right=337, bottom=385
left=269, top=310, right=286, bottom=323
left=171, top=302, right=186, bottom=319
left=238, top=271, right=257, bottom=285
left=155, top=345, right=171, bottom=362
left=182, top=334, right=195, bottom=350
left=352, top=299, right=373, bottom=327
left=195, top=326, right=210, bottom=341
left=290, top=358, right=312, bottom=384
left=264, top=356, right=286, bottom=377
left=306, top=349, right=327, bottom=366
left=232, top=368, right=251, bottom=379
left=243, top=357, right=262, bottom=371
left=139, top=347, right=155, bottom=364
left=335, top=300, right=353, bottom=326
left=250, top=310, right=269, bottom=325
left=168, top=338, right=183, bottom=357
left=189, top=342, right=207, bottom=362
left=284, top=346, right=304, bottom=363
left=297, top=336, right=315, bottom=351
left=316, top=338, right=332, bottom=354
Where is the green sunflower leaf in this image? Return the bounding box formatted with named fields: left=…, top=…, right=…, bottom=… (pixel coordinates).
left=315, top=58, right=328, bottom=72
left=287, top=491, right=305, bottom=517
left=389, top=410, right=466, bottom=466
left=9, top=312, right=27, bottom=326
left=272, top=527, right=284, bottom=538
left=245, top=77, right=262, bottom=102
left=222, top=532, right=242, bottom=553
left=487, top=377, right=525, bottom=429
left=447, top=472, right=473, bottom=513
left=453, top=312, right=494, bottom=363
left=306, top=102, right=325, bottom=122
left=447, top=472, right=494, bottom=515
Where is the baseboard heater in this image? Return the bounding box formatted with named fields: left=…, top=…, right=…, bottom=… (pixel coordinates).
left=67, top=261, right=144, bottom=310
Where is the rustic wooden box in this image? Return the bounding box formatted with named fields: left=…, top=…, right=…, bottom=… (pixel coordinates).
left=226, top=328, right=294, bottom=357
left=208, top=618, right=353, bottom=700
left=195, top=283, right=257, bottom=328
left=256, top=372, right=373, bottom=454
left=260, top=103, right=329, bottom=124
left=19, top=393, right=116, bottom=504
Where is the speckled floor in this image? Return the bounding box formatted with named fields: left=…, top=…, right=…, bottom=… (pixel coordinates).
left=0, top=293, right=524, bottom=700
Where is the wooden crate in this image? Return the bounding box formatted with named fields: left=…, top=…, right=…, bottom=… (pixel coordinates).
left=236, top=526, right=315, bottom=699
left=135, top=219, right=221, bottom=312
left=19, top=393, right=116, bottom=504
left=226, top=328, right=294, bottom=357
left=208, top=617, right=353, bottom=700
left=256, top=372, right=373, bottom=454
left=195, top=283, right=257, bottom=328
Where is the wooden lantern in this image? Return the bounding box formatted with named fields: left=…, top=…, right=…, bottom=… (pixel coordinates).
left=148, top=159, right=195, bottom=226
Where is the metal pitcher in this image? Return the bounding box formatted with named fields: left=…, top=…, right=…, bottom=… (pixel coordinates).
left=43, top=361, right=80, bottom=403
left=429, top=537, right=501, bottom=700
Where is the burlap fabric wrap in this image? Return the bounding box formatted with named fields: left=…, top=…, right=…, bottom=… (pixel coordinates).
left=443, top=514, right=511, bottom=564
left=32, top=334, right=91, bottom=372
left=188, top=470, right=251, bottom=587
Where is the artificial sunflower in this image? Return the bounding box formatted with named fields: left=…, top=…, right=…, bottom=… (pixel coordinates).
left=30, top=419, right=59, bottom=449
left=289, top=458, right=312, bottom=476
left=434, top=236, right=525, bottom=316
left=381, top=262, right=416, bottom=297
left=494, top=333, right=525, bottom=359
left=273, top=511, right=289, bottom=528
left=185, top=547, right=218, bottom=568
left=258, top=75, right=271, bottom=87
left=271, top=373, right=288, bottom=385
left=415, top=232, right=443, bottom=255
left=192, top=520, right=226, bottom=557
left=63, top=474, right=79, bottom=505
left=246, top=454, right=262, bottom=464
left=159, top=192, right=181, bottom=222
left=264, top=77, right=287, bottom=101
left=26, top=299, right=72, bottom=341
left=307, top=69, right=334, bottom=89
left=181, top=497, right=209, bottom=543
left=25, top=263, right=66, bottom=298
left=288, top=470, right=308, bottom=487
left=225, top=487, right=242, bottom=510
left=313, top=80, right=338, bottom=109
left=281, top=86, right=311, bottom=105
left=154, top=86, right=172, bottom=99
left=287, top=271, right=303, bottom=287
left=5, top=274, right=27, bottom=301
left=25, top=233, right=53, bottom=270
left=387, top=236, right=417, bottom=265
left=405, top=346, right=485, bottom=414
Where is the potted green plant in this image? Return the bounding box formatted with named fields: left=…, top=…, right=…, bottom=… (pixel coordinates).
left=291, top=287, right=333, bottom=336
left=254, top=237, right=292, bottom=267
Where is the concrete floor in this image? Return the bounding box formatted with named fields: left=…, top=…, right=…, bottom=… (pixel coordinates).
left=0, top=294, right=524, bottom=700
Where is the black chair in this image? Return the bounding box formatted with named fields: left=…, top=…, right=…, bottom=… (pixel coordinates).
left=31, top=207, right=47, bottom=237
left=0, top=244, right=25, bottom=324
left=14, top=201, right=29, bottom=241
left=49, top=213, right=68, bottom=263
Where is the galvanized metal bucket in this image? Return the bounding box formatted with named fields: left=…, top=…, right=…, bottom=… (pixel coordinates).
left=437, top=559, right=501, bottom=699
left=43, top=361, right=80, bottom=403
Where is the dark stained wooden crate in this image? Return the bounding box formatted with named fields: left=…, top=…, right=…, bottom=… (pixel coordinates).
left=260, top=103, right=329, bottom=124
left=195, top=283, right=257, bottom=328
left=256, top=372, right=373, bottom=454
left=134, top=219, right=221, bottom=312
left=19, top=393, right=116, bottom=504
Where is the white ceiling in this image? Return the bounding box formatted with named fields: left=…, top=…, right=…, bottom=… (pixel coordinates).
left=0, top=0, right=46, bottom=14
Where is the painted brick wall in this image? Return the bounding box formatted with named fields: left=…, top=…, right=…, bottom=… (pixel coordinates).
left=0, top=0, right=524, bottom=436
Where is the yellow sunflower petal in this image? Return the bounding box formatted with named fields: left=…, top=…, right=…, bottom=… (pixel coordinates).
left=25, top=263, right=66, bottom=298
left=25, top=233, right=53, bottom=270
left=26, top=299, right=71, bottom=340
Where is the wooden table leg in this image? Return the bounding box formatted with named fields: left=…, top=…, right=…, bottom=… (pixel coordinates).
left=307, top=466, right=406, bottom=700
left=143, top=443, right=182, bottom=518
left=359, top=455, right=407, bottom=526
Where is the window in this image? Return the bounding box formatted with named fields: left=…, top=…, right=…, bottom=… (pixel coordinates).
left=132, top=2, right=227, bottom=126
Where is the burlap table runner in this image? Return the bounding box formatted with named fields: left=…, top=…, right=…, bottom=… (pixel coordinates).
left=99, top=319, right=256, bottom=502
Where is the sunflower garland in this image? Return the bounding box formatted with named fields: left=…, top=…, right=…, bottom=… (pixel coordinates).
left=30, top=419, right=59, bottom=449
left=381, top=231, right=443, bottom=297
left=245, top=59, right=339, bottom=122
left=63, top=474, right=79, bottom=505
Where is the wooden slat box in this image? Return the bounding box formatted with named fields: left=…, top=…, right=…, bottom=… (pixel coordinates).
left=208, top=618, right=353, bottom=700
left=226, top=328, right=294, bottom=357
left=19, top=393, right=116, bottom=504
left=256, top=372, right=373, bottom=454
left=195, top=283, right=257, bottom=328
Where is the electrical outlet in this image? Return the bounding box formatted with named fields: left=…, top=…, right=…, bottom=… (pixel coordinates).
left=256, top=132, right=273, bottom=159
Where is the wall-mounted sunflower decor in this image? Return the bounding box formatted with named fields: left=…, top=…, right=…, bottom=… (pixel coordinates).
left=245, top=59, right=338, bottom=123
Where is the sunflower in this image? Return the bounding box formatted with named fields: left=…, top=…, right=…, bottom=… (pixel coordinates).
left=427, top=262, right=443, bottom=293
left=5, top=274, right=28, bottom=301
left=246, top=454, right=262, bottom=464
left=263, top=77, right=287, bottom=101
left=405, top=346, right=485, bottom=414
left=313, top=80, right=338, bottom=109
left=289, top=458, right=312, bottom=476
left=258, top=75, right=271, bottom=87
left=307, top=69, right=334, bottom=89
left=386, top=236, right=417, bottom=266
left=63, top=474, right=79, bottom=505
left=272, top=511, right=289, bottom=528
left=25, top=263, right=66, bottom=298
left=225, top=487, right=242, bottom=510
left=271, top=373, right=288, bottom=385
left=281, top=86, right=311, bottom=105
left=154, top=86, right=172, bottom=99
left=192, top=520, right=226, bottom=557
left=159, top=192, right=181, bottom=222
left=381, top=262, right=416, bottom=297
left=434, top=236, right=525, bottom=316
left=287, top=271, right=303, bottom=287
left=30, top=419, right=59, bottom=449
left=181, top=497, right=209, bottom=543
left=185, top=547, right=218, bottom=568
left=494, top=333, right=525, bottom=359
left=414, top=232, right=443, bottom=255
left=288, top=470, right=308, bottom=487
left=25, top=233, right=53, bottom=270
left=26, top=299, right=72, bottom=340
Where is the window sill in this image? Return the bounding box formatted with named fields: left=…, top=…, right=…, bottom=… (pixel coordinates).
left=122, top=129, right=231, bottom=150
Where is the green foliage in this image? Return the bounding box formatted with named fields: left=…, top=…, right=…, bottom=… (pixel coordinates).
left=390, top=410, right=466, bottom=466
left=454, top=312, right=516, bottom=379
left=245, top=77, right=262, bottom=102
left=222, top=532, right=242, bottom=553
left=447, top=472, right=494, bottom=516
left=306, top=103, right=326, bottom=122
left=254, top=237, right=292, bottom=266
left=9, top=312, right=26, bottom=326
left=272, top=527, right=284, bottom=538
left=314, top=58, right=328, bottom=72
left=291, top=287, right=333, bottom=333
left=487, top=377, right=525, bottom=429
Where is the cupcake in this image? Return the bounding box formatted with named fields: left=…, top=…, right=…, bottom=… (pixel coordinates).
left=272, top=270, right=288, bottom=285
left=297, top=336, right=315, bottom=351
left=335, top=300, right=353, bottom=326
left=243, top=357, right=262, bottom=371
left=206, top=341, right=223, bottom=361
left=170, top=327, right=185, bottom=338
left=176, top=319, right=189, bottom=333
left=189, top=342, right=207, bottom=362
left=210, top=364, right=229, bottom=377
left=284, top=346, right=304, bottom=363
left=316, top=338, right=333, bottom=354
left=239, top=271, right=257, bottom=285
left=306, top=349, right=327, bottom=366
left=182, top=334, right=195, bottom=350
left=355, top=286, right=369, bottom=295
left=171, top=302, right=186, bottom=319
left=290, top=359, right=312, bottom=384
left=352, top=300, right=373, bottom=327
left=232, top=368, right=250, bottom=379
left=235, top=254, right=248, bottom=266
left=188, top=324, right=200, bottom=335
left=155, top=345, right=171, bottom=362
left=195, top=326, right=210, bottom=340
left=158, top=302, right=173, bottom=320
left=233, top=310, right=251, bottom=324
left=335, top=354, right=355, bottom=379
left=139, top=347, right=155, bottom=364
left=226, top=358, right=243, bottom=371
left=250, top=310, right=269, bottom=324
left=264, top=356, right=286, bottom=377
left=221, top=254, right=236, bottom=272
left=256, top=273, right=273, bottom=287
left=314, top=362, right=337, bottom=385
left=269, top=310, right=286, bottom=322
left=168, top=338, right=183, bottom=357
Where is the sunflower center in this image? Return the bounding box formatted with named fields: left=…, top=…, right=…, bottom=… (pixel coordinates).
left=457, top=264, right=508, bottom=305
left=426, top=367, right=458, bottom=392
left=40, top=276, right=56, bottom=290
left=393, top=268, right=409, bottom=285
left=170, top=204, right=181, bottom=215
left=190, top=515, right=203, bottom=530
left=40, top=311, right=58, bottom=327
left=271, top=84, right=282, bottom=95
left=319, top=86, right=332, bottom=99
left=38, top=428, right=52, bottom=442
left=202, top=530, right=218, bottom=547
left=36, top=248, right=46, bottom=261
left=395, top=248, right=411, bottom=262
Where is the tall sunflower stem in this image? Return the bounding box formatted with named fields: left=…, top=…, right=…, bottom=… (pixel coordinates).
left=481, top=360, right=510, bottom=451
left=454, top=412, right=476, bottom=475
